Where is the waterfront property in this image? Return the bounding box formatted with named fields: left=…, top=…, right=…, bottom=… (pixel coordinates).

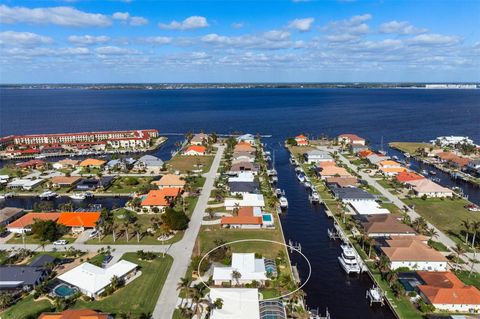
left=75, top=176, right=115, bottom=191
left=7, top=178, right=45, bottom=190
left=57, top=260, right=138, bottom=298
left=303, top=149, right=333, bottom=164
left=39, top=309, right=112, bottom=319
left=338, top=133, right=366, bottom=146
left=213, top=253, right=267, bottom=286
left=183, top=145, right=207, bottom=156
left=295, top=134, right=309, bottom=146
left=209, top=288, right=260, bottom=319
left=359, top=214, right=416, bottom=238
left=0, top=254, right=56, bottom=291
left=151, top=174, right=186, bottom=189
left=381, top=237, right=448, bottom=271
left=7, top=212, right=61, bottom=234
left=221, top=207, right=264, bottom=229
left=234, top=142, right=256, bottom=154
left=79, top=158, right=107, bottom=168
left=133, top=155, right=164, bottom=174
left=57, top=212, right=101, bottom=233
left=331, top=187, right=376, bottom=203
left=348, top=201, right=390, bottom=215
left=52, top=159, right=79, bottom=169
left=140, top=187, right=182, bottom=212
left=190, top=133, right=210, bottom=145
left=318, top=166, right=352, bottom=179
left=395, top=171, right=425, bottom=183
left=230, top=161, right=259, bottom=175
left=49, top=176, right=81, bottom=187
left=236, top=134, right=256, bottom=145
left=0, top=207, right=25, bottom=226
left=405, top=179, right=454, bottom=198
left=225, top=193, right=265, bottom=210
left=325, top=176, right=359, bottom=188
left=228, top=181, right=260, bottom=196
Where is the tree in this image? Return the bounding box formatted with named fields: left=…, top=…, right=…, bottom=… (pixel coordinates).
left=412, top=217, right=428, bottom=234
left=31, top=219, right=65, bottom=242
left=161, top=207, right=190, bottom=230
left=463, top=219, right=472, bottom=244
left=110, top=275, right=120, bottom=290
left=471, top=221, right=480, bottom=248
left=0, top=293, right=13, bottom=309
left=452, top=244, right=465, bottom=266
left=206, top=208, right=215, bottom=220
left=231, top=270, right=242, bottom=286
left=177, top=277, right=191, bottom=307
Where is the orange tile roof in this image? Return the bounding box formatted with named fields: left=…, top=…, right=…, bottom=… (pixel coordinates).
left=358, top=150, right=374, bottom=158
left=339, top=134, right=365, bottom=142
left=221, top=216, right=262, bottom=225
left=378, top=160, right=401, bottom=167
left=234, top=142, right=255, bottom=153
left=396, top=171, right=425, bottom=183
left=7, top=212, right=60, bottom=229
left=417, top=271, right=480, bottom=305
left=152, top=174, right=186, bottom=187
left=39, top=309, right=109, bottom=319
left=381, top=238, right=447, bottom=262
left=316, top=161, right=336, bottom=168
left=50, top=176, right=81, bottom=185
left=79, top=158, right=106, bottom=167
left=379, top=167, right=407, bottom=174
left=295, top=134, right=307, bottom=140
left=320, top=166, right=351, bottom=177
left=141, top=188, right=181, bottom=206
left=185, top=145, right=206, bottom=153
left=57, top=212, right=101, bottom=228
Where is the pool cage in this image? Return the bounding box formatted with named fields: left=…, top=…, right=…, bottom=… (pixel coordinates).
left=259, top=299, right=287, bottom=319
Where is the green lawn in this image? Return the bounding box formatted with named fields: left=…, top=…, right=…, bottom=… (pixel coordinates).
left=428, top=240, right=449, bottom=252
left=73, top=253, right=173, bottom=317
left=388, top=142, right=436, bottom=155
left=106, top=176, right=154, bottom=194
left=8, top=233, right=76, bottom=245
left=454, top=270, right=480, bottom=289
left=172, top=309, right=188, bottom=319
left=166, top=155, right=214, bottom=173
left=0, top=295, right=53, bottom=319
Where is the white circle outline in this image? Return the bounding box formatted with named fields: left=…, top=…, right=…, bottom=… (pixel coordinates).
left=196, top=238, right=311, bottom=301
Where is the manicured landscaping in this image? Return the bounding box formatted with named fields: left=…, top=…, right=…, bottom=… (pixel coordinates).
left=106, top=176, right=154, bottom=194
left=454, top=270, right=480, bottom=289
left=73, top=253, right=173, bottom=316
left=388, top=142, right=437, bottom=155
left=166, top=155, right=214, bottom=173
left=1, top=295, right=53, bottom=319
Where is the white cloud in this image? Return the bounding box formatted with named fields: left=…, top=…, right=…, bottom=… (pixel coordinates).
left=379, top=20, right=427, bottom=35
left=95, top=46, right=138, bottom=55
left=112, top=12, right=148, bottom=26
left=3, top=46, right=89, bottom=57
left=201, top=30, right=295, bottom=50
left=288, top=18, right=314, bottom=32
left=0, top=4, right=111, bottom=27
left=324, top=14, right=371, bottom=43
left=141, top=36, right=172, bottom=45
left=68, top=35, right=110, bottom=45
left=130, top=16, right=148, bottom=26
left=112, top=12, right=130, bottom=21
left=231, top=22, right=244, bottom=29
left=159, top=16, right=209, bottom=30
left=408, top=34, right=461, bottom=46
left=0, top=31, right=53, bottom=46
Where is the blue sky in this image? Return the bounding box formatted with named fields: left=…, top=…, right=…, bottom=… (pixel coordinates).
left=0, top=0, right=479, bottom=83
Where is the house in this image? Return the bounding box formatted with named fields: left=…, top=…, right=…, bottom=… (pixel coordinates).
left=295, top=134, right=309, bottom=146
left=338, top=134, right=366, bottom=146
left=236, top=134, right=256, bottom=145
left=232, top=152, right=256, bottom=163
left=381, top=237, right=448, bottom=271
left=325, top=177, right=359, bottom=188
left=209, top=288, right=260, bottom=319
left=213, top=253, right=267, bottom=285
left=431, top=136, right=474, bottom=147
left=39, top=309, right=112, bottom=319
left=191, top=133, right=209, bottom=145
left=52, top=159, right=79, bottom=169
left=183, top=145, right=207, bottom=156
left=0, top=207, right=25, bottom=227
left=379, top=167, right=407, bottom=177
left=57, top=212, right=101, bottom=233
left=16, top=159, right=46, bottom=170
left=350, top=144, right=369, bottom=153
left=151, top=174, right=186, bottom=189
left=79, top=158, right=107, bottom=168
left=228, top=181, right=260, bottom=196
left=7, top=212, right=61, bottom=234
left=436, top=152, right=471, bottom=169
left=360, top=214, right=416, bottom=237
left=141, top=188, right=182, bottom=212
left=75, top=176, right=114, bottom=191
left=406, top=179, right=453, bottom=198
left=396, top=171, right=425, bottom=183
left=467, top=159, right=480, bottom=174
left=0, top=174, right=9, bottom=184
left=229, top=172, right=255, bottom=183
left=230, top=161, right=259, bottom=175
left=234, top=142, right=256, bottom=154
left=225, top=193, right=265, bottom=210
left=417, top=271, right=480, bottom=312
left=318, top=166, right=352, bottom=179
left=50, top=176, right=81, bottom=187
left=316, top=161, right=337, bottom=170
left=304, top=150, right=333, bottom=164
left=58, top=260, right=138, bottom=298
left=358, top=150, right=375, bottom=158
left=0, top=254, right=56, bottom=291
left=221, top=207, right=263, bottom=229
left=366, top=154, right=390, bottom=165
left=378, top=160, right=402, bottom=169
left=7, top=178, right=45, bottom=190
left=332, top=187, right=376, bottom=203
left=134, top=155, right=164, bottom=174
left=348, top=201, right=390, bottom=215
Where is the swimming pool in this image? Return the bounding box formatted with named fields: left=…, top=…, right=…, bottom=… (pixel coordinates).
left=262, top=214, right=272, bottom=222
left=53, top=283, right=78, bottom=297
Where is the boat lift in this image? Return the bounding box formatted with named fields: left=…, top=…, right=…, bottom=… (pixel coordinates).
left=288, top=239, right=302, bottom=253
left=366, top=285, right=385, bottom=306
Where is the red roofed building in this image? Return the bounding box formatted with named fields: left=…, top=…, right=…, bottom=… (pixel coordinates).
left=183, top=145, right=207, bottom=156
left=417, top=271, right=480, bottom=312
left=57, top=212, right=101, bottom=232
left=39, top=309, right=112, bottom=319
left=7, top=212, right=60, bottom=234
left=396, top=171, right=425, bottom=183
left=338, top=134, right=366, bottom=146
left=295, top=134, right=309, bottom=146
left=141, top=188, right=182, bottom=212
left=16, top=159, right=46, bottom=169
left=221, top=207, right=263, bottom=229
left=358, top=150, right=374, bottom=158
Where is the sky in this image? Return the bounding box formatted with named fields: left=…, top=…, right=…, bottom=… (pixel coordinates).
left=0, top=0, right=479, bottom=83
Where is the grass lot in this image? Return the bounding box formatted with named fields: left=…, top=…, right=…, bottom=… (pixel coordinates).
left=8, top=233, right=76, bottom=245
left=389, top=142, right=436, bottom=155
left=404, top=197, right=475, bottom=246
left=73, top=253, right=173, bottom=317
left=428, top=240, right=449, bottom=252
left=106, top=176, right=154, bottom=194
left=172, top=309, right=187, bottom=319
left=454, top=270, right=480, bottom=289
left=0, top=295, right=53, bottom=319
left=287, top=145, right=315, bottom=157
left=166, top=155, right=214, bottom=174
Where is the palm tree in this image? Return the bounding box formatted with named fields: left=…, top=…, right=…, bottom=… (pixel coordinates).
left=412, top=217, right=428, bottom=234
left=177, top=277, right=191, bottom=307
left=377, top=254, right=390, bottom=273
left=231, top=270, right=242, bottom=286
left=110, top=275, right=120, bottom=290
left=471, top=221, right=480, bottom=248
left=426, top=227, right=439, bottom=239
left=122, top=221, right=131, bottom=242
left=112, top=223, right=120, bottom=242
left=453, top=243, right=465, bottom=267
left=463, top=219, right=472, bottom=244
left=133, top=223, right=143, bottom=243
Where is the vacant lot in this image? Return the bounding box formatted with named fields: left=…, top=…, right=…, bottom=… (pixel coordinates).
left=166, top=155, right=214, bottom=173
left=106, top=176, right=154, bottom=194
left=389, top=142, right=437, bottom=154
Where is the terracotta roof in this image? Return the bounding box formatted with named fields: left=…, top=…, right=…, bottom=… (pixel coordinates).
left=406, top=179, right=453, bottom=194
left=79, top=159, right=106, bottom=167
left=185, top=145, right=206, bottom=153
left=437, top=152, right=471, bottom=167
left=381, top=238, right=447, bottom=262
left=396, top=171, right=425, bottom=183
left=50, top=176, right=81, bottom=185
left=16, top=159, right=45, bottom=168
left=320, top=166, right=351, bottom=177
left=221, top=215, right=262, bottom=225
left=378, top=160, right=401, bottom=167
left=141, top=188, right=181, bottom=206
left=7, top=212, right=60, bottom=229
left=295, top=134, right=307, bottom=139
left=316, top=161, right=336, bottom=169
left=358, top=150, right=375, bottom=158
left=57, top=159, right=79, bottom=166
left=234, top=142, right=255, bottom=153
left=152, top=174, right=186, bottom=187
left=362, top=214, right=416, bottom=235
left=417, top=271, right=480, bottom=305
left=39, top=309, right=110, bottom=319
left=339, top=134, right=365, bottom=142
left=379, top=167, right=407, bottom=174
left=325, top=177, right=359, bottom=187
left=57, top=212, right=101, bottom=228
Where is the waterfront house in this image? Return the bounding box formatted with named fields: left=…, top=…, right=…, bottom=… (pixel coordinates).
left=40, top=309, right=112, bottom=319
left=228, top=171, right=255, bottom=183
left=406, top=179, right=453, bottom=198
left=332, top=187, right=376, bottom=203
left=431, top=136, right=474, bottom=147
left=52, top=159, right=79, bottom=169
left=467, top=159, right=480, bottom=174
left=338, top=134, right=366, bottom=146
left=7, top=178, right=45, bottom=190
left=75, top=176, right=114, bottom=191
left=378, top=160, right=402, bottom=169
left=50, top=176, right=81, bottom=188
left=191, top=133, right=209, bottom=145
left=232, top=152, right=256, bottom=163
left=348, top=201, right=390, bottom=215
left=381, top=237, right=448, bottom=271
left=228, top=181, right=260, bottom=196
left=395, top=171, right=425, bottom=183
left=295, top=134, right=309, bottom=146
left=319, top=166, right=352, bottom=179
left=316, top=161, right=337, bottom=170
left=416, top=271, right=480, bottom=312
left=303, top=150, right=333, bottom=164
left=366, top=154, right=390, bottom=165
left=213, top=253, right=267, bottom=285
left=57, top=212, right=101, bottom=233
left=79, top=158, right=107, bottom=168
left=16, top=159, right=46, bottom=170
left=225, top=193, right=265, bottom=210
left=0, top=255, right=55, bottom=291
left=0, top=207, right=25, bottom=227
left=350, top=144, right=369, bottom=153
left=7, top=212, right=61, bottom=234
left=436, top=152, right=471, bottom=169
left=152, top=174, right=186, bottom=189
left=379, top=167, right=407, bottom=177
left=325, top=177, right=359, bottom=188
left=0, top=174, right=9, bottom=184
left=183, top=145, right=207, bottom=156
left=58, top=260, right=138, bottom=298
left=221, top=207, right=263, bottom=229
left=141, top=188, right=182, bottom=212
left=230, top=161, right=259, bottom=175
left=236, top=134, right=256, bottom=145
left=360, top=214, right=416, bottom=238
left=134, top=155, right=164, bottom=174
left=209, top=288, right=261, bottom=319
left=234, top=142, right=256, bottom=154
left=358, top=149, right=375, bottom=158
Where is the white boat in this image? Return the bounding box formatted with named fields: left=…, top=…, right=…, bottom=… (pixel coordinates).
left=267, top=169, right=277, bottom=176
left=270, top=176, right=278, bottom=183
left=429, top=170, right=437, bottom=175
left=279, top=196, right=288, bottom=208
left=338, top=244, right=361, bottom=274
left=295, top=166, right=302, bottom=173
left=421, top=169, right=429, bottom=175
left=304, top=181, right=312, bottom=188
left=392, top=155, right=399, bottom=161
left=366, top=286, right=384, bottom=306
left=39, top=191, right=57, bottom=199
left=69, top=193, right=86, bottom=200
left=310, top=192, right=320, bottom=203
left=297, top=174, right=305, bottom=183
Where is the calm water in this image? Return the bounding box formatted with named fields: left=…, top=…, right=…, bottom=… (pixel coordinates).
left=1, top=88, right=480, bottom=318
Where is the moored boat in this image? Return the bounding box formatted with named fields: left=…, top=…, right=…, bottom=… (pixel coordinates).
left=39, top=191, right=57, bottom=200
left=279, top=196, right=288, bottom=209
left=338, top=244, right=361, bottom=274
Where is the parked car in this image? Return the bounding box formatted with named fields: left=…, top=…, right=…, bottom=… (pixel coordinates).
left=53, top=240, right=67, bottom=245
left=89, top=230, right=99, bottom=238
